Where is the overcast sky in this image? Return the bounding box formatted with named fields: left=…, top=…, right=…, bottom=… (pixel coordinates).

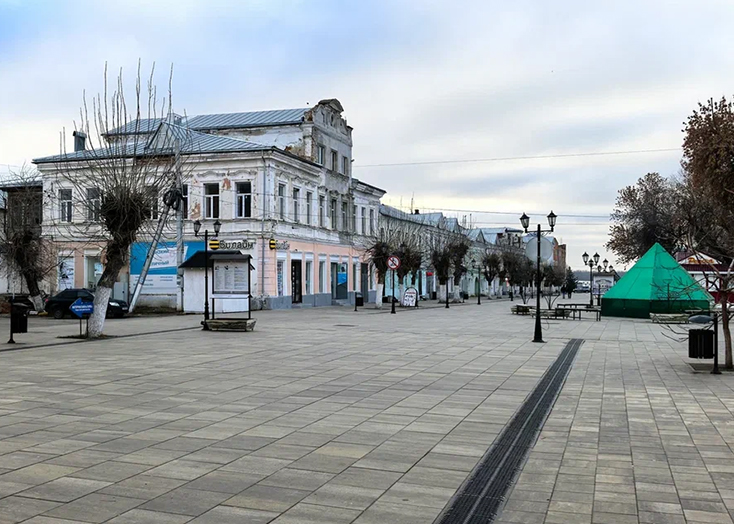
left=2, top=0, right=732, bottom=270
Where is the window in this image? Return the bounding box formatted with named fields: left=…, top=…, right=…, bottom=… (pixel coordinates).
left=204, top=183, right=219, bottom=219
left=352, top=205, right=357, bottom=232
left=87, top=188, right=101, bottom=222
left=59, top=189, right=72, bottom=223
left=330, top=198, right=337, bottom=229
left=278, top=183, right=286, bottom=220
left=182, top=184, right=188, bottom=219
left=370, top=209, right=375, bottom=235
left=319, top=261, right=325, bottom=293
left=305, top=261, right=312, bottom=295
left=146, top=187, right=159, bottom=220
left=331, top=150, right=339, bottom=172
left=292, top=187, right=300, bottom=223
left=319, top=195, right=325, bottom=227
left=342, top=156, right=349, bottom=176
left=341, top=202, right=348, bottom=231
left=236, top=181, right=251, bottom=218
left=316, top=145, right=325, bottom=165
left=277, top=260, right=284, bottom=296
left=306, top=192, right=313, bottom=225
left=361, top=207, right=366, bottom=235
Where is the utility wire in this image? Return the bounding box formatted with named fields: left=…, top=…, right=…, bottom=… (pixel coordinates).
left=353, top=148, right=681, bottom=168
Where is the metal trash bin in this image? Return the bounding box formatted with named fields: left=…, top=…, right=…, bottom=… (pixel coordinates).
left=10, top=303, right=30, bottom=334
left=355, top=293, right=364, bottom=307
left=689, top=329, right=714, bottom=359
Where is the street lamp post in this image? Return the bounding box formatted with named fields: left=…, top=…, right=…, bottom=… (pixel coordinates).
left=520, top=211, right=557, bottom=343
left=582, top=251, right=600, bottom=307
left=193, top=219, right=221, bottom=330
left=473, top=259, right=481, bottom=305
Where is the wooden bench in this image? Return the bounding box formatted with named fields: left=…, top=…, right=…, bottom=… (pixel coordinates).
left=650, top=313, right=689, bottom=324
left=511, top=305, right=532, bottom=315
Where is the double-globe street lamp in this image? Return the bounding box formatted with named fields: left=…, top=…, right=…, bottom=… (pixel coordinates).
left=582, top=252, right=613, bottom=306
left=193, top=219, right=221, bottom=330
left=520, top=211, right=557, bottom=343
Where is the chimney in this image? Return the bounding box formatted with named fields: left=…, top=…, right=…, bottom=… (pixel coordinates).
left=414, top=209, right=420, bottom=215
left=73, top=131, right=87, bottom=152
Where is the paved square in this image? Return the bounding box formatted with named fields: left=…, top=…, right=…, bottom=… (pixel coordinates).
left=0, top=300, right=732, bottom=523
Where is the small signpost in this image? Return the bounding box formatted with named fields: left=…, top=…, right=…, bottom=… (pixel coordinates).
left=387, top=256, right=401, bottom=314
left=70, top=298, right=93, bottom=337
left=402, top=287, right=418, bottom=308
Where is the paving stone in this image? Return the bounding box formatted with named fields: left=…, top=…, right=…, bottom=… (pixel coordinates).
left=44, top=493, right=145, bottom=523
left=140, top=487, right=230, bottom=516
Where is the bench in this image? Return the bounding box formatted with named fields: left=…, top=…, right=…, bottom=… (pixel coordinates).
left=650, top=313, right=689, bottom=324
left=511, top=305, right=532, bottom=315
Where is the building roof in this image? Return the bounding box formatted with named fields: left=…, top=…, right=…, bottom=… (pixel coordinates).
left=33, top=122, right=271, bottom=164
left=187, top=108, right=309, bottom=130
left=105, top=108, right=310, bottom=136
left=179, top=250, right=253, bottom=269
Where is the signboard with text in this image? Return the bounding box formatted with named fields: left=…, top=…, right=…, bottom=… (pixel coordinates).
left=213, top=260, right=250, bottom=298
left=402, top=287, right=418, bottom=307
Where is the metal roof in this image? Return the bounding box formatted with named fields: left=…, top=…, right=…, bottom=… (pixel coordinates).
left=187, top=108, right=308, bottom=130
left=34, top=123, right=269, bottom=164
left=104, top=118, right=167, bottom=136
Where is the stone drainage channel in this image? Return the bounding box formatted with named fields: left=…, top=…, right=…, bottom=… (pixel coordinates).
left=435, top=338, right=584, bottom=524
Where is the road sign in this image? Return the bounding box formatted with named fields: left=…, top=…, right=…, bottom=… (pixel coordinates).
left=387, top=255, right=401, bottom=271
left=209, top=239, right=220, bottom=250
left=70, top=298, right=94, bottom=318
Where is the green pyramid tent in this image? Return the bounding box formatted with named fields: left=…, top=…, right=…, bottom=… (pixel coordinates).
left=601, top=243, right=712, bottom=318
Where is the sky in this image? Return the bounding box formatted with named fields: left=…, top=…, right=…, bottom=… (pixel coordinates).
left=2, top=0, right=733, bottom=270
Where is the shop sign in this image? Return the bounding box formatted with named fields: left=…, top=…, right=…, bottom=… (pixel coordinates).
left=269, top=239, right=290, bottom=250
left=219, top=239, right=255, bottom=250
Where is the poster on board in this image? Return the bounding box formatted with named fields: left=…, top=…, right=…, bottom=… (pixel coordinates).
left=130, top=241, right=205, bottom=294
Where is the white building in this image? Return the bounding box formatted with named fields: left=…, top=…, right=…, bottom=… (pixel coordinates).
left=33, top=99, right=386, bottom=310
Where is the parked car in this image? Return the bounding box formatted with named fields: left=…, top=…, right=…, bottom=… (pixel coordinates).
left=44, top=289, right=128, bottom=319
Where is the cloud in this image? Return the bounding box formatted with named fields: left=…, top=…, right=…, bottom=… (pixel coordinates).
left=2, top=0, right=733, bottom=268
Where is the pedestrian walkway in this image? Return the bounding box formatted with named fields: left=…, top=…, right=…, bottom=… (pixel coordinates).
left=0, top=299, right=729, bottom=523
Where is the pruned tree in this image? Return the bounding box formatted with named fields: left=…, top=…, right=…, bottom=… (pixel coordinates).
left=679, top=96, right=734, bottom=369
left=366, top=218, right=422, bottom=308
left=0, top=166, right=60, bottom=311
left=395, top=239, right=422, bottom=302
left=606, top=172, right=682, bottom=265
left=482, top=252, right=502, bottom=297
left=450, top=237, right=471, bottom=302
left=44, top=62, right=187, bottom=337
left=542, top=263, right=564, bottom=309
left=430, top=235, right=453, bottom=304
left=502, top=251, right=533, bottom=304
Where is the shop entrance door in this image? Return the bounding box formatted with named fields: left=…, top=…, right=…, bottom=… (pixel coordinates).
left=291, top=260, right=302, bottom=304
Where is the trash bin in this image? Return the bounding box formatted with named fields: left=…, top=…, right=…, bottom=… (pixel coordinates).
left=431, top=291, right=437, bottom=300
left=10, top=302, right=30, bottom=334
left=689, top=329, right=714, bottom=359
left=355, top=292, right=364, bottom=307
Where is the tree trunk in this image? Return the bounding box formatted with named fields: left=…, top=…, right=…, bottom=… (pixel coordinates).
left=453, top=285, right=461, bottom=302
left=439, top=284, right=447, bottom=303
left=20, top=268, right=43, bottom=312
left=721, top=293, right=732, bottom=369
left=375, top=283, right=384, bottom=309
left=399, top=283, right=405, bottom=304
left=88, top=286, right=111, bottom=337
left=87, top=239, right=128, bottom=338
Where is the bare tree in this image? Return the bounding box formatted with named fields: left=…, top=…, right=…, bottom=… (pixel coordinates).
left=43, top=63, right=186, bottom=337
left=503, top=252, right=533, bottom=304
left=429, top=235, right=454, bottom=304
left=450, top=238, right=471, bottom=302
left=365, top=219, right=422, bottom=308
left=482, top=252, right=503, bottom=297
left=0, top=166, right=60, bottom=311
left=542, top=263, right=564, bottom=309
